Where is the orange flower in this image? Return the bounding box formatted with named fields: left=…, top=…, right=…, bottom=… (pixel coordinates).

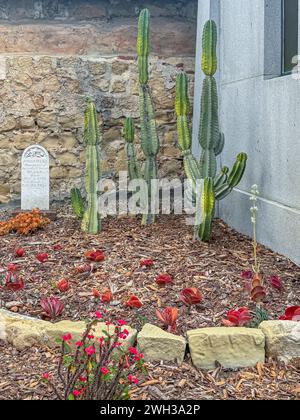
left=156, top=307, right=178, bottom=333
left=125, top=296, right=143, bottom=308
left=180, top=288, right=203, bottom=306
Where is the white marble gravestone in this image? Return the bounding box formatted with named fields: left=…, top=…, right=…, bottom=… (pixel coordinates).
left=21, top=145, right=49, bottom=210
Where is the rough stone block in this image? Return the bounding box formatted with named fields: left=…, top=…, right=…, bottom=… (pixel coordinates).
left=0, top=309, right=137, bottom=351
left=259, top=321, right=300, bottom=363
left=137, top=323, right=186, bottom=364
left=187, top=327, right=265, bottom=369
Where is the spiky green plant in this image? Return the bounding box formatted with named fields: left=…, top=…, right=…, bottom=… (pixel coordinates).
left=124, top=9, right=160, bottom=225
left=175, top=20, right=248, bottom=241
left=77, top=97, right=102, bottom=234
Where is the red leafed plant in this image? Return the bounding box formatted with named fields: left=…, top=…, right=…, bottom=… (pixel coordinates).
left=222, top=307, right=251, bottom=327
left=125, top=296, right=143, bottom=309
left=269, top=275, right=283, bottom=291
left=156, top=307, right=178, bottom=333
left=85, top=250, right=105, bottom=262
left=3, top=271, right=24, bottom=292
left=36, top=253, right=49, bottom=263
left=15, top=248, right=25, bottom=258
left=180, top=288, right=203, bottom=306
left=140, top=259, right=154, bottom=268
left=155, top=273, right=173, bottom=286
left=41, top=313, right=147, bottom=400
left=279, top=306, right=300, bottom=321
left=56, top=279, right=69, bottom=292
left=40, top=297, right=64, bottom=320
left=101, top=288, right=113, bottom=304
left=92, top=288, right=101, bottom=298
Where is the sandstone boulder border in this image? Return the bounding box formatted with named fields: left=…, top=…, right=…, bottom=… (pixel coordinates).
left=0, top=309, right=137, bottom=351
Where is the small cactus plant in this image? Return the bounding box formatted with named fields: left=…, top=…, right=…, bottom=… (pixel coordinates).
left=124, top=9, right=160, bottom=226
left=175, top=20, right=247, bottom=241
left=70, top=98, right=102, bottom=234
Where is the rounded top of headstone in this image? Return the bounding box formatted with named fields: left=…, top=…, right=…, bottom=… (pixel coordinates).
left=22, top=144, right=49, bottom=160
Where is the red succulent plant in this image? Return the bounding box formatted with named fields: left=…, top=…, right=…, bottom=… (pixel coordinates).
left=92, top=288, right=101, bottom=298
left=269, top=275, right=283, bottom=291
left=140, top=259, right=154, bottom=268
left=155, top=273, right=173, bottom=286
left=101, top=288, right=113, bottom=304
left=180, top=288, right=203, bottom=306
left=125, top=295, right=143, bottom=309
left=40, top=296, right=64, bottom=320
left=279, top=306, right=300, bottom=321
left=56, top=279, right=69, bottom=292
left=241, top=270, right=253, bottom=279
left=15, top=248, right=25, bottom=258
left=222, top=307, right=251, bottom=327
left=36, top=253, right=49, bottom=263
left=4, top=271, right=24, bottom=292
left=156, top=307, right=178, bottom=333
left=76, top=263, right=93, bottom=275
left=53, top=244, right=63, bottom=251
left=85, top=250, right=105, bottom=262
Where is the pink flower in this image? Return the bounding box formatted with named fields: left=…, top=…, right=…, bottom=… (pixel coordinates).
left=128, top=375, right=138, bottom=384
left=129, top=347, right=138, bottom=355
left=85, top=346, right=95, bottom=356
left=101, top=367, right=109, bottom=375
left=87, top=335, right=94, bottom=340
left=73, top=390, right=83, bottom=397
left=119, top=329, right=129, bottom=339
left=117, top=319, right=127, bottom=326
left=62, top=333, right=72, bottom=342
left=42, top=373, right=50, bottom=380
left=36, top=253, right=48, bottom=263
left=76, top=341, right=83, bottom=348
left=95, top=311, right=103, bottom=319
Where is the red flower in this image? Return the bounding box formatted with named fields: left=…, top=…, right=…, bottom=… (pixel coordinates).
left=156, top=273, right=173, bottom=286
left=101, top=367, right=109, bottom=375
left=85, top=250, right=105, bottom=262
left=42, top=373, right=50, bottom=380
left=241, top=270, right=253, bottom=279
left=279, top=306, right=300, bottom=321
left=125, top=295, right=143, bottom=308
left=85, top=346, right=95, bottom=356
left=4, top=272, right=24, bottom=292
left=95, top=311, right=103, bottom=319
left=40, top=296, right=64, bottom=320
left=101, top=288, right=113, bottom=304
left=140, top=259, right=154, bottom=268
left=76, top=341, right=83, bottom=348
left=7, top=263, right=19, bottom=272
left=222, top=307, right=251, bottom=327
left=62, top=333, right=72, bottom=342
left=128, top=375, right=139, bottom=384
left=156, top=307, right=178, bottom=333
left=180, top=288, right=203, bottom=306
left=56, top=279, right=69, bottom=292
left=269, top=275, right=283, bottom=291
left=36, top=253, right=48, bottom=263
left=15, top=248, right=25, bottom=258
left=53, top=244, right=62, bottom=251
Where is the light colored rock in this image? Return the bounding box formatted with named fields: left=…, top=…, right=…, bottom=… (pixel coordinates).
left=259, top=321, right=300, bottom=363
left=187, top=327, right=265, bottom=369
left=0, top=309, right=137, bottom=351
left=137, top=323, right=186, bottom=364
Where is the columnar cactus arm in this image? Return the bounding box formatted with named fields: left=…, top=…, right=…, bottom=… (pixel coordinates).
left=137, top=8, right=150, bottom=85
left=81, top=98, right=102, bottom=234
left=202, top=20, right=217, bottom=77
left=198, top=177, right=215, bottom=241
left=215, top=153, right=248, bottom=200
left=70, top=187, right=85, bottom=218
left=123, top=117, right=142, bottom=181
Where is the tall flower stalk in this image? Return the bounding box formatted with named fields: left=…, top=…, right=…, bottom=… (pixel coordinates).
left=250, top=184, right=260, bottom=274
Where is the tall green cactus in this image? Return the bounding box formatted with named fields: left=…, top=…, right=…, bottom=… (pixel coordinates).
left=124, top=9, right=160, bottom=225
left=81, top=98, right=102, bottom=234
left=175, top=20, right=248, bottom=241
left=123, top=117, right=142, bottom=181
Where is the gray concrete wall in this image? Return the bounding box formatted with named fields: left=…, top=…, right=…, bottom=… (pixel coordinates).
left=195, top=0, right=300, bottom=266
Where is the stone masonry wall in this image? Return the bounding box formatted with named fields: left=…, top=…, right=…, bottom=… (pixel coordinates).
left=0, top=0, right=197, bottom=204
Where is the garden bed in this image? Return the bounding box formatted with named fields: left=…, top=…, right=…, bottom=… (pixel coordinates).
left=0, top=206, right=299, bottom=334
left=0, top=342, right=299, bottom=400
